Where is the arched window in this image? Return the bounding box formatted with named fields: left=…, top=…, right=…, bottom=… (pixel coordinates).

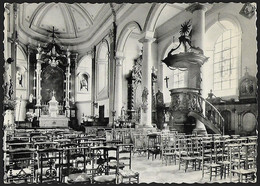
left=96, top=40, right=109, bottom=99
left=213, top=20, right=241, bottom=95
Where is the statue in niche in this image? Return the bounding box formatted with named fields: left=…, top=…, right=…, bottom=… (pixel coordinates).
left=80, top=73, right=89, bottom=91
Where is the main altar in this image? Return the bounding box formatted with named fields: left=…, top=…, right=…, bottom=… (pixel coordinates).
left=25, top=27, right=77, bottom=129
left=39, top=91, right=69, bottom=128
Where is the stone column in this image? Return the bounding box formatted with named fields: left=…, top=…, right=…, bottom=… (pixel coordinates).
left=139, top=31, right=156, bottom=127
left=114, top=51, right=125, bottom=118
left=88, top=48, right=96, bottom=116
left=187, top=3, right=208, bottom=134
left=158, top=63, right=164, bottom=92
left=108, top=30, right=116, bottom=126
left=189, top=3, right=207, bottom=50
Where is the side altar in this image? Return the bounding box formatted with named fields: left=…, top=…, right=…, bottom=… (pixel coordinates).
left=39, top=92, right=69, bottom=128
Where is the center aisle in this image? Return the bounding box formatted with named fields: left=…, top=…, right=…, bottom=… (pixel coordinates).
left=131, top=155, right=231, bottom=183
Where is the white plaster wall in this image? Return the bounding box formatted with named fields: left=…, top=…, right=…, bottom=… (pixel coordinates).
left=76, top=55, right=92, bottom=102
left=76, top=101, right=92, bottom=123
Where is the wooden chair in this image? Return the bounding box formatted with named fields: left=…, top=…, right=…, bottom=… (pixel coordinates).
left=202, top=141, right=222, bottom=181
left=161, top=133, right=176, bottom=166
left=147, top=133, right=161, bottom=160
left=233, top=142, right=257, bottom=183
left=65, top=147, right=92, bottom=183
left=178, top=138, right=196, bottom=172
left=5, top=148, right=36, bottom=183
left=91, top=146, right=118, bottom=184
left=117, top=144, right=139, bottom=183
left=37, top=148, right=63, bottom=183
left=173, top=135, right=187, bottom=165
left=133, top=133, right=147, bottom=156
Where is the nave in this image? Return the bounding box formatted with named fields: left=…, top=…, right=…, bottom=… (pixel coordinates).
left=4, top=127, right=257, bottom=184
left=2, top=2, right=258, bottom=184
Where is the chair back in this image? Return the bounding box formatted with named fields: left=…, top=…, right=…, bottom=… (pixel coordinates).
left=6, top=148, right=36, bottom=183
left=37, top=148, right=63, bottom=183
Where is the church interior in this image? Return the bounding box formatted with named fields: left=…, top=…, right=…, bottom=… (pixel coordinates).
left=2, top=2, right=258, bottom=184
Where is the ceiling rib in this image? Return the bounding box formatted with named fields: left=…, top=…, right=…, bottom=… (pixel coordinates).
left=64, top=4, right=78, bottom=38
left=75, top=4, right=94, bottom=25
left=28, top=3, right=47, bottom=28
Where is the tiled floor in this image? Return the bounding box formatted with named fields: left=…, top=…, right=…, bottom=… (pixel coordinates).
left=131, top=155, right=237, bottom=183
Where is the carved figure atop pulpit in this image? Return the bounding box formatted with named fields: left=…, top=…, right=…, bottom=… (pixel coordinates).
left=48, top=90, right=59, bottom=117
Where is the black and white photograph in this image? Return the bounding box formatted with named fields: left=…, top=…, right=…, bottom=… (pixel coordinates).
left=1, top=1, right=258, bottom=184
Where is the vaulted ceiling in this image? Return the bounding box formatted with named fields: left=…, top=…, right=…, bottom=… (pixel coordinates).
left=17, top=3, right=194, bottom=51
left=18, top=3, right=123, bottom=47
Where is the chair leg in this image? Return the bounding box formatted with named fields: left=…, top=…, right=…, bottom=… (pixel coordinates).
left=210, top=168, right=212, bottom=182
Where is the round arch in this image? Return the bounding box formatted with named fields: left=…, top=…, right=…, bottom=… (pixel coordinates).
left=206, top=13, right=242, bottom=35
left=143, top=3, right=167, bottom=32
left=97, top=39, right=110, bottom=60
left=17, top=44, right=28, bottom=61
left=117, top=21, right=142, bottom=53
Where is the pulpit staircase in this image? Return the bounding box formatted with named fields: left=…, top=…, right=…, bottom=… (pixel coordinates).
left=186, top=92, right=224, bottom=134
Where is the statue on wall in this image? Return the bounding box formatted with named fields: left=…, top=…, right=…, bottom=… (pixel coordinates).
left=141, top=87, right=149, bottom=113
left=132, top=55, right=142, bottom=89
left=16, top=69, right=24, bottom=88
left=156, top=90, right=165, bottom=129
left=3, top=58, right=14, bottom=100
left=239, top=69, right=257, bottom=100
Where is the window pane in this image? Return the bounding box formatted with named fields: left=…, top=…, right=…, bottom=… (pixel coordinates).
left=223, top=39, right=231, bottom=50
left=223, top=30, right=231, bottom=40
left=214, top=83, right=221, bottom=90
left=223, top=50, right=231, bottom=60
left=214, top=53, right=222, bottom=62
left=222, top=70, right=230, bottom=79
left=214, top=72, right=221, bottom=82
left=214, top=63, right=221, bottom=72
left=222, top=81, right=230, bottom=89
left=215, top=42, right=222, bottom=53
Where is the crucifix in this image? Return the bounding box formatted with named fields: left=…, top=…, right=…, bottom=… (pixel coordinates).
left=46, top=26, right=60, bottom=43
left=164, top=76, right=169, bottom=88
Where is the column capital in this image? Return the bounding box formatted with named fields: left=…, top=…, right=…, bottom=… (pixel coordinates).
left=186, top=3, right=208, bottom=13
left=87, top=47, right=95, bottom=58
left=115, top=51, right=125, bottom=59
left=139, top=31, right=156, bottom=43
left=115, top=51, right=125, bottom=66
